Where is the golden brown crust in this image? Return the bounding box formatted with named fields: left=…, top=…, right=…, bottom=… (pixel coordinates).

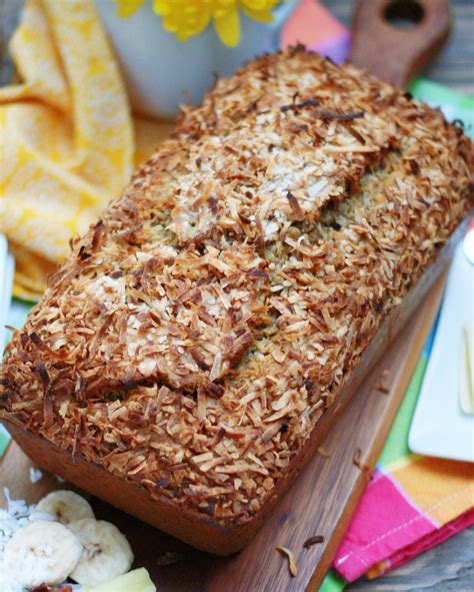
left=1, top=48, right=472, bottom=528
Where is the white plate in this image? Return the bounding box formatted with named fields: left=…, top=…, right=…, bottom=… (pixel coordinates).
left=0, top=233, right=15, bottom=353
left=409, top=238, right=474, bottom=462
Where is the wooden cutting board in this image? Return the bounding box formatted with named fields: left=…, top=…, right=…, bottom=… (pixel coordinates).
left=0, top=272, right=446, bottom=592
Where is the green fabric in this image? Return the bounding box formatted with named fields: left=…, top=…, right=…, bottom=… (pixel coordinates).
left=7, top=298, right=33, bottom=330
left=410, top=78, right=474, bottom=139
left=0, top=426, right=10, bottom=457
left=378, top=356, right=428, bottom=467
left=320, top=569, right=347, bottom=592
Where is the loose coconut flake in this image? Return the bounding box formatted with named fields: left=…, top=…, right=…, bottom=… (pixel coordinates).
left=317, top=446, right=331, bottom=459
left=303, top=535, right=325, bottom=548
left=29, top=467, right=43, bottom=484
left=353, top=448, right=369, bottom=472
left=277, top=545, right=298, bottom=577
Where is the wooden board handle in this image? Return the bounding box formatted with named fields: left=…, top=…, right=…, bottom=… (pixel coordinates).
left=349, top=0, right=451, bottom=88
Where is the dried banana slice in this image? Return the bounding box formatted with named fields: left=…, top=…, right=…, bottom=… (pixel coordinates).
left=69, top=518, right=134, bottom=587
left=3, top=520, right=82, bottom=588
left=34, top=490, right=95, bottom=524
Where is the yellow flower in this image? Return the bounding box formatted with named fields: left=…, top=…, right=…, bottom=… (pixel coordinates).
left=114, top=0, right=146, bottom=18
left=153, top=1, right=214, bottom=43
left=113, top=0, right=281, bottom=47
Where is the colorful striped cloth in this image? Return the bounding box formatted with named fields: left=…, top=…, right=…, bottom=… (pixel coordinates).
left=332, top=329, right=474, bottom=582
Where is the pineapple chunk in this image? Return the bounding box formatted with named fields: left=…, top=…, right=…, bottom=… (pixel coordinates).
left=85, top=568, right=156, bottom=592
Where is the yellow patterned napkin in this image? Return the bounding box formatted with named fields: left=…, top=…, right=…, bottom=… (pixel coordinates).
left=0, top=0, right=171, bottom=300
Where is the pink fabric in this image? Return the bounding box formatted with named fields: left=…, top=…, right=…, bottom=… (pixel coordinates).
left=372, top=508, right=474, bottom=577
left=333, top=469, right=437, bottom=581
left=282, top=0, right=350, bottom=64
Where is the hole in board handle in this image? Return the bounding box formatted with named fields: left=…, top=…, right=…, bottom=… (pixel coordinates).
left=383, top=0, right=425, bottom=30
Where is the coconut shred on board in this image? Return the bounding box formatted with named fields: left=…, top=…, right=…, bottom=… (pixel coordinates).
left=0, top=488, right=81, bottom=592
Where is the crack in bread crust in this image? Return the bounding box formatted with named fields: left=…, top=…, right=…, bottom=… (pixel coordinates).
left=1, top=48, right=472, bottom=526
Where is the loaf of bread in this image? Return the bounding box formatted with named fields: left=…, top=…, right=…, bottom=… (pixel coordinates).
left=1, top=48, right=472, bottom=553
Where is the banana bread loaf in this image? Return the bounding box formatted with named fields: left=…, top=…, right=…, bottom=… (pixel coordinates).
left=1, top=48, right=472, bottom=553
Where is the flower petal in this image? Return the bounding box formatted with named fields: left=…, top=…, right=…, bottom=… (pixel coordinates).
left=240, top=0, right=280, bottom=12
left=214, top=6, right=240, bottom=47
left=152, top=0, right=171, bottom=17
left=113, top=0, right=146, bottom=19
left=240, top=6, right=275, bottom=23
left=154, top=1, right=211, bottom=43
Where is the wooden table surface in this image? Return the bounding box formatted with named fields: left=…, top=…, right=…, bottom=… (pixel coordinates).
left=1, top=1, right=473, bottom=590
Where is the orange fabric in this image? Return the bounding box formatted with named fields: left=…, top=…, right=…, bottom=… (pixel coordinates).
left=392, top=457, right=474, bottom=525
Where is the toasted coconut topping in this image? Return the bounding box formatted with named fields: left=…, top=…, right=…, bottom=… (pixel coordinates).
left=353, top=448, right=369, bottom=472
left=1, top=48, right=472, bottom=528
left=373, top=382, right=390, bottom=394
left=317, top=446, right=331, bottom=459
left=277, top=546, right=298, bottom=577
left=303, top=535, right=324, bottom=548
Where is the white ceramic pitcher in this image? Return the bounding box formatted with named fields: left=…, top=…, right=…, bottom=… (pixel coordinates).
left=95, top=0, right=298, bottom=120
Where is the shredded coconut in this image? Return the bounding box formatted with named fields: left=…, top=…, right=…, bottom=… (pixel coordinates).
left=29, top=467, right=43, bottom=484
